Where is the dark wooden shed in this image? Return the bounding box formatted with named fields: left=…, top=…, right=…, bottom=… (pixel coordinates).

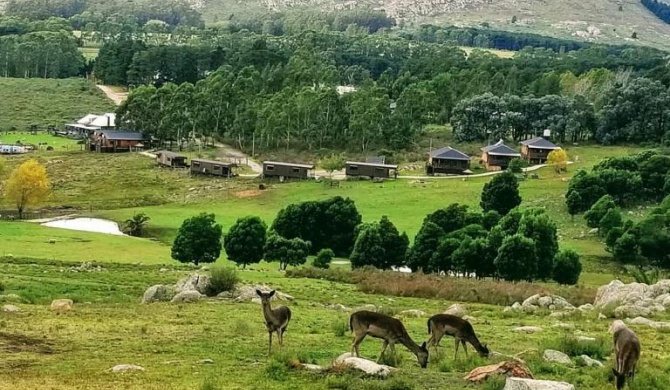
left=520, top=137, right=561, bottom=164
left=88, top=130, right=147, bottom=153
left=426, top=146, right=471, bottom=175
left=190, top=158, right=236, bottom=178
left=345, top=161, right=398, bottom=179
left=156, top=151, right=187, bottom=168
left=263, top=161, right=314, bottom=179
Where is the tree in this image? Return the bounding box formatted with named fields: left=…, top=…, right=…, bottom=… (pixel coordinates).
left=4, top=158, right=50, bottom=219
left=613, top=232, right=640, bottom=264
left=599, top=208, right=623, bottom=236
left=425, top=203, right=470, bottom=234
left=553, top=249, right=582, bottom=285
left=313, top=248, right=334, bottom=269
left=350, top=223, right=386, bottom=269
left=482, top=210, right=502, bottom=230
left=406, top=222, right=445, bottom=272
left=507, top=158, right=524, bottom=174
left=518, top=211, right=558, bottom=280
left=566, top=190, right=582, bottom=220
left=264, top=233, right=310, bottom=270
left=547, top=149, right=568, bottom=173
left=123, top=212, right=150, bottom=237
left=452, top=237, right=492, bottom=278
left=320, top=154, right=345, bottom=179
left=480, top=171, right=522, bottom=215
left=430, top=237, right=460, bottom=274
left=494, top=234, right=537, bottom=282
left=377, top=216, right=409, bottom=269
left=223, top=216, right=267, bottom=268
left=172, top=213, right=223, bottom=266
left=584, top=194, right=616, bottom=229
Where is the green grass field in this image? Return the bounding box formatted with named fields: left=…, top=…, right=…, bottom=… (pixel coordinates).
left=1, top=137, right=664, bottom=390
left=0, top=78, right=116, bottom=131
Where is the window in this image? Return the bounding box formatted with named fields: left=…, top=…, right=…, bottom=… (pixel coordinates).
left=349, top=165, right=358, bottom=171
left=292, top=167, right=300, bottom=173
left=193, top=162, right=200, bottom=167
left=266, top=165, right=274, bottom=171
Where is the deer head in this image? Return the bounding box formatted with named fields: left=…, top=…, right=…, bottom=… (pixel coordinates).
left=479, top=343, right=490, bottom=358
left=417, top=341, right=429, bottom=368
left=255, top=289, right=276, bottom=303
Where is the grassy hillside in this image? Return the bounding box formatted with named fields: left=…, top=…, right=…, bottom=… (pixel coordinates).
left=0, top=78, right=116, bottom=131
left=203, top=0, right=670, bottom=50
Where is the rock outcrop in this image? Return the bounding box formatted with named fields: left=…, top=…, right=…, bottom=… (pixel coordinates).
left=594, top=279, right=670, bottom=318
left=50, top=299, right=73, bottom=313
left=444, top=304, right=467, bottom=317
left=170, top=290, right=202, bottom=303
left=334, top=353, right=395, bottom=377
left=543, top=350, right=572, bottom=365
left=175, top=273, right=211, bottom=295
left=141, top=285, right=173, bottom=304
left=503, top=377, right=575, bottom=390
left=522, top=294, right=575, bottom=312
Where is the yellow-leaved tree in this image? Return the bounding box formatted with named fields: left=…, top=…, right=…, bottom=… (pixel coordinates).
left=547, top=149, right=569, bottom=173
left=5, top=159, right=50, bottom=219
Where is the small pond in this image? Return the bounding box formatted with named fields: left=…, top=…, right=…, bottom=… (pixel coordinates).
left=41, top=218, right=125, bottom=236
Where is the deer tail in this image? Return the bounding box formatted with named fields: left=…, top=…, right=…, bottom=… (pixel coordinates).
left=349, top=314, right=354, bottom=333
left=427, top=319, right=432, bottom=335
left=612, top=368, right=625, bottom=390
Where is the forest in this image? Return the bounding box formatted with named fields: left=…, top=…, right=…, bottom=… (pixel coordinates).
left=641, top=0, right=670, bottom=25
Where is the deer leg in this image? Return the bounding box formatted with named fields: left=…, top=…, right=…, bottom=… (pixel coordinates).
left=268, top=331, right=273, bottom=355
left=378, top=340, right=389, bottom=363
left=454, top=337, right=460, bottom=360
left=461, top=340, right=468, bottom=357
left=351, top=333, right=366, bottom=357
left=277, top=330, right=282, bottom=347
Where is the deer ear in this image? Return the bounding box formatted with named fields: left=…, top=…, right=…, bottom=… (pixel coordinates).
left=269, top=290, right=276, bottom=297
left=255, top=289, right=262, bottom=297
left=421, top=341, right=427, bottom=349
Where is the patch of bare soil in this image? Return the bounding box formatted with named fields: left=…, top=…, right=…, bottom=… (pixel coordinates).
left=0, top=332, right=55, bottom=354
left=234, top=190, right=262, bottom=198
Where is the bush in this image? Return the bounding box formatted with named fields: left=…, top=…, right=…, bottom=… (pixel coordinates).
left=331, top=320, right=348, bottom=337
left=206, top=267, right=240, bottom=296
left=542, top=336, right=609, bottom=360
left=552, top=249, right=582, bottom=285
left=314, top=248, right=335, bottom=269
left=507, top=158, right=524, bottom=174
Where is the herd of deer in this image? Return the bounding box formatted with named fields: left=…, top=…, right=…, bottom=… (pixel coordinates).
left=256, top=290, right=642, bottom=390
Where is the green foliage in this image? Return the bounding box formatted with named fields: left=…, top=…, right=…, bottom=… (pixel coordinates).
left=452, top=237, right=493, bottom=278
left=331, top=320, right=348, bottom=337
left=313, top=248, right=334, bottom=269
left=542, top=336, right=609, bottom=359
left=350, top=223, right=385, bottom=269
left=271, top=196, right=361, bottom=257
left=598, top=208, right=623, bottom=236
left=424, top=203, right=470, bottom=234
left=406, top=221, right=445, bottom=272
left=480, top=171, right=522, bottom=216
left=625, top=265, right=665, bottom=285
left=640, top=155, right=670, bottom=200
left=207, top=267, right=240, bottom=296
left=0, top=30, right=84, bottom=78
left=518, top=211, right=558, bottom=280
left=566, top=190, right=582, bottom=218
left=613, top=232, right=640, bottom=264
left=223, top=216, right=267, bottom=268
left=264, top=233, right=311, bottom=270
left=171, top=213, right=223, bottom=266
left=320, top=154, right=345, bottom=177
left=494, top=234, right=537, bottom=282
left=482, top=210, right=502, bottom=230
left=507, top=158, right=524, bottom=173
left=584, top=194, right=616, bottom=228
left=552, top=249, right=582, bottom=285
left=123, top=212, right=150, bottom=237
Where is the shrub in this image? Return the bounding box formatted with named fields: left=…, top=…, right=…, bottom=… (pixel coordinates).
left=331, top=320, right=348, bottom=337
left=480, top=171, right=522, bottom=215
left=207, top=267, right=240, bottom=296
left=507, top=158, right=524, bottom=173
left=584, top=194, right=616, bottom=228
left=542, top=335, right=609, bottom=360
left=552, top=249, right=582, bottom=285
left=313, top=248, right=335, bottom=269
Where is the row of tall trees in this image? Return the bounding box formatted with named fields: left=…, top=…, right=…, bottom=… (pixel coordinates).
left=641, top=0, right=670, bottom=24
left=0, top=30, right=85, bottom=78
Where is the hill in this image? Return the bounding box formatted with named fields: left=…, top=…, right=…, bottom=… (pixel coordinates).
left=0, top=78, right=116, bottom=131
left=203, top=0, right=670, bottom=50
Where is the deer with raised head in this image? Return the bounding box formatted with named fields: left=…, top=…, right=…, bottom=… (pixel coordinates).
left=610, top=320, right=641, bottom=390
left=349, top=310, right=429, bottom=368
left=426, top=314, right=489, bottom=359
left=256, top=289, right=292, bottom=355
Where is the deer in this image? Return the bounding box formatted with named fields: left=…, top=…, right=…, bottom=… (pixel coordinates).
left=610, top=320, right=641, bottom=390
left=256, top=289, right=292, bottom=355
left=349, top=310, right=429, bottom=368
left=426, top=314, right=490, bottom=360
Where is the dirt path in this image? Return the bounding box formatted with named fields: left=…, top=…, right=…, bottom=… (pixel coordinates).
left=96, top=85, right=128, bottom=106
left=215, top=143, right=263, bottom=174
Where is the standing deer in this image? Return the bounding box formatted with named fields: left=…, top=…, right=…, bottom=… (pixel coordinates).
left=610, top=320, right=641, bottom=390
left=426, top=314, right=490, bottom=359
left=256, top=289, right=292, bottom=355
left=349, top=310, right=429, bottom=368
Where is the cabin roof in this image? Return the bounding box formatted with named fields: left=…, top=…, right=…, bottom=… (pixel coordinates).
left=520, top=136, right=560, bottom=149
left=428, top=146, right=470, bottom=161
left=263, top=161, right=315, bottom=169
left=191, top=158, right=234, bottom=167
left=481, top=140, right=521, bottom=157
left=98, top=131, right=145, bottom=141
left=156, top=150, right=186, bottom=159
left=345, top=161, right=398, bottom=169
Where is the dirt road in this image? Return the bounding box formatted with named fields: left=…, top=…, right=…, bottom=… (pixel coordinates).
left=97, top=85, right=128, bottom=106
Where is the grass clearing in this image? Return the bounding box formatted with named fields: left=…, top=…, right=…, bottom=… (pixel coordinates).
left=0, top=78, right=116, bottom=131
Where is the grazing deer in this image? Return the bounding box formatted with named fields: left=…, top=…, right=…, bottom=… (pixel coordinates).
left=426, top=314, right=490, bottom=359
left=610, top=320, right=641, bottom=390
left=256, top=289, right=292, bottom=355
left=349, top=310, right=429, bottom=368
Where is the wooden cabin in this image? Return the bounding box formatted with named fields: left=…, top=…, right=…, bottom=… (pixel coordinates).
left=190, top=158, right=236, bottom=178
left=345, top=161, right=398, bottom=179
left=262, top=161, right=314, bottom=179
left=88, top=130, right=146, bottom=153
left=480, top=140, right=521, bottom=171
left=520, top=137, right=561, bottom=164
left=426, top=146, right=471, bottom=175
left=156, top=151, right=187, bottom=168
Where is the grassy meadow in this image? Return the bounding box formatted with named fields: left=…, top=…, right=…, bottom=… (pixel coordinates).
left=0, top=78, right=115, bottom=131
left=2, top=137, right=667, bottom=390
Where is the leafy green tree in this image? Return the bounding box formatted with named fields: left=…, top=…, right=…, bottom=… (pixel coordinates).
left=264, top=233, right=311, bottom=270
left=507, top=158, right=524, bottom=174
left=599, top=208, right=623, bottom=236
left=172, top=213, right=223, bottom=266
left=639, top=155, right=670, bottom=200
left=377, top=216, right=409, bottom=269
left=223, top=216, right=267, bottom=268
left=553, top=249, right=582, bottom=285
left=494, top=234, right=537, bottom=282
left=320, top=154, right=345, bottom=179
left=480, top=171, right=522, bottom=215
left=123, top=212, right=150, bottom=237
left=313, top=248, right=334, bottom=269
left=424, top=203, right=470, bottom=234
left=452, top=237, right=492, bottom=278
left=407, top=222, right=445, bottom=272
left=518, top=212, right=558, bottom=280
left=482, top=210, right=502, bottom=230
left=350, top=223, right=385, bottom=269
left=566, top=190, right=582, bottom=220
left=566, top=170, right=606, bottom=212
left=430, top=237, right=460, bottom=274
left=613, top=233, right=640, bottom=264
left=584, top=194, right=616, bottom=229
